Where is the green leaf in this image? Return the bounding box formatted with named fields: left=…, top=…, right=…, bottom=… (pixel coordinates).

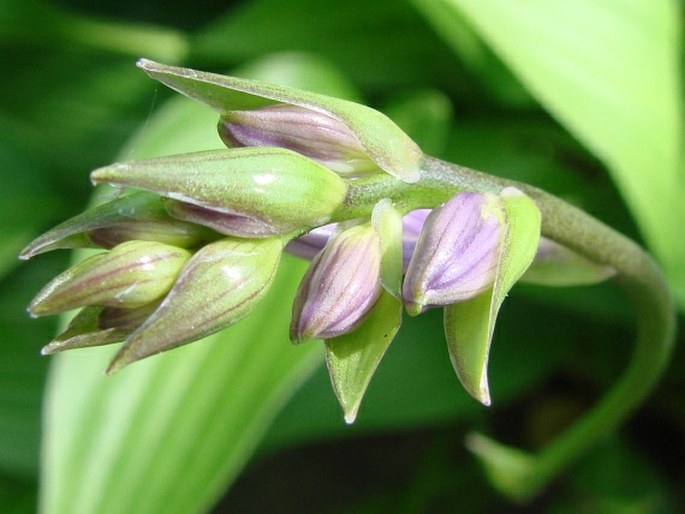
left=136, top=59, right=422, bottom=182
left=445, top=190, right=541, bottom=404
left=418, top=0, right=685, bottom=303
left=325, top=288, right=403, bottom=424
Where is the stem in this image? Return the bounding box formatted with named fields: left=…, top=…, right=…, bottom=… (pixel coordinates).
left=338, top=155, right=676, bottom=500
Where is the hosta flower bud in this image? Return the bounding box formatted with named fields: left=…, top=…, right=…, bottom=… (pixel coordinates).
left=137, top=59, right=423, bottom=182
left=41, top=302, right=161, bottom=355
left=219, top=105, right=378, bottom=175
left=90, top=148, right=348, bottom=237
left=403, top=192, right=502, bottom=316
left=291, top=224, right=382, bottom=343
left=20, top=192, right=212, bottom=259
left=29, top=241, right=191, bottom=317
left=107, top=237, right=282, bottom=373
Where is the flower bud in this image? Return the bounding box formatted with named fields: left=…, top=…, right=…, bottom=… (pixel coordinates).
left=90, top=148, right=348, bottom=237
left=403, top=192, right=502, bottom=316
left=219, top=105, right=378, bottom=175
left=20, top=192, right=212, bottom=260
left=41, top=302, right=161, bottom=355
left=29, top=241, right=191, bottom=317
left=107, top=237, right=282, bottom=373
left=291, top=224, right=382, bottom=343
left=137, top=59, right=423, bottom=182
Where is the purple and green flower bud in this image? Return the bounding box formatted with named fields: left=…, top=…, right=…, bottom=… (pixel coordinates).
left=137, top=59, right=423, bottom=182
left=90, top=148, right=348, bottom=238
left=20, top=192, right=214, bottom=260
left=107, top=237, right=282, bottom=373
left=291, top=223, right=383, bottom=343
left=219, top=104, right=379, bottom=176
left=41, top=302, right=161, bottom=355
left=29, top=241, right=191, bottom=317
left=403, top=193, right=503, bottom=316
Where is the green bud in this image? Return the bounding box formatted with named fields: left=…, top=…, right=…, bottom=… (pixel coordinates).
left=90, top=148, right=348, bottom=237
left=107, top=237, right=282, bottom=373
left=29, top=241, right=191, bottom=317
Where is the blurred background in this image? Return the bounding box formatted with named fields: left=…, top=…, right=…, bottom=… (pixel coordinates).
left=1, top=0, right=683, bottom=512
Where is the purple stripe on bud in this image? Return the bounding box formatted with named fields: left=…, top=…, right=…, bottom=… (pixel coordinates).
left=291, top=224, right=382, bottom=342
left=219, top=105, right=378, bottom=175
left=403, top=193, right=502, bottom=315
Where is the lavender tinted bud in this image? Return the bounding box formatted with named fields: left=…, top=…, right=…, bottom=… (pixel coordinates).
left=29, top=241, right=191, bottom=317
left=219, top=105, right=379, bottom=176
left=403, top=193, right=502, bottom=316
left=291, top=224, right=382, bottom=343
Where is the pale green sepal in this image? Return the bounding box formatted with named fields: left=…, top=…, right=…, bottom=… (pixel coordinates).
left=325, top=290, right=402, bottom=424
left=521, top=238, right=616, bottom=286
left=465, top=432, right=537, bottom=502
left=136, top=59, right=422, bottom=183
left=444, top=188, right=541, bottom=405
left=371, top=199, right=403, bottom=298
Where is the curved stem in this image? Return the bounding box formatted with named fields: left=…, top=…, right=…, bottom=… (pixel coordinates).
left=338, top=155, right=676, bottom=500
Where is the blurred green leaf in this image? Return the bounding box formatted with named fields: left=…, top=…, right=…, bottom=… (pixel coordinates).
left=192, top=0, right=466, bottom=94
left=549, top=437, right=675, bottom=514
left=0, top=256, right=67, bottom=477
left=415, top=0, right=685, bottom=304
left=0, top=0, right=188, bottom=61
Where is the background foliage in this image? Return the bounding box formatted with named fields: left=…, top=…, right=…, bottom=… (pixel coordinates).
left=1, top=0, right=683, bottom=512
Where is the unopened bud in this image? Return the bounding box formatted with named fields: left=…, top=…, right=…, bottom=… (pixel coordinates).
left=29, top=241, right=191, bottom=317
left=107, top=237, right=282, bottom=373
left=20, top=193, right=212, bottom=260
left=90, top=148, right=348, bottom=237
left=219, top=105, right=378, bottom=175
left=291, top=224, right=382, bottom=342
left=403, top=192, right=502, bottom=316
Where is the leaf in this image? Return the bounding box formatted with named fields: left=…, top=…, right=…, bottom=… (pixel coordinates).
left=444, top=190, right=541, bottom=405
left=417, top=0, right=685, bottom=303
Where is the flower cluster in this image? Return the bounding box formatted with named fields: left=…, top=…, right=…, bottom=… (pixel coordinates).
left=24, top=61, right=616, bottom=420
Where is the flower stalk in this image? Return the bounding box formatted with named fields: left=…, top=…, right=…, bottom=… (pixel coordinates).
left=23, top=60, right=675, bottom=503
